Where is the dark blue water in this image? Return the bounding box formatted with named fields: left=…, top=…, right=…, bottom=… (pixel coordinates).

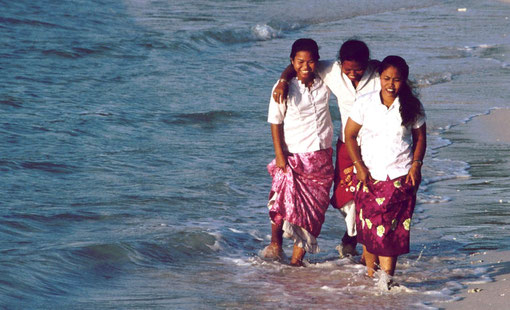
left=1, top=0, right=510, bottom=308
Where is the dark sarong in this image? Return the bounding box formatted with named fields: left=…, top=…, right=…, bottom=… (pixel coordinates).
left=354, top=175, right=416, bottom=256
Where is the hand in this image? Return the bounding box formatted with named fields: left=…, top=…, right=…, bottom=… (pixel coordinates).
left=405, top=163, right=422, bottom=187
left=275, top=154, right=288, bottom=170
left=272, top=81, right=288, bottom=104
left=356, top=164, right=373, bottom=187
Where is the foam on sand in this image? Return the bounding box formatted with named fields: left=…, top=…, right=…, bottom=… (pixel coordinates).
left=434, top=250, right=510, bottom=309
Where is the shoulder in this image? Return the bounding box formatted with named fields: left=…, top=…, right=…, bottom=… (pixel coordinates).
left=317, top=59, right=337, bottom=75
left=318, top=59, right=336, bottom=69
left=351, top=90, right=378, bottom=116
left=358, top=89, right=380, bottom=103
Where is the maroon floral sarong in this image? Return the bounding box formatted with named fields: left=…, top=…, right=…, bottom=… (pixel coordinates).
left=331, top=140, right=355, bottom=209
left=354, top=175, right=416, bottom=256
left=267, top=148, right=334, bottom=238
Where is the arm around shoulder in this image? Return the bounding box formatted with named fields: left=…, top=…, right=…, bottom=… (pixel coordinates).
left=272, top=64, right=296, bottom=103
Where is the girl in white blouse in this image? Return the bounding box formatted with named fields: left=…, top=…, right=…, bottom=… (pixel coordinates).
left=264, top=39, right=334, bottom=266
left=344, top=55, right=427, bottom=282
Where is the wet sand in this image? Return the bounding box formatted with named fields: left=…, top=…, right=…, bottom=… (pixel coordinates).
left=434, top=108, right=510, bottom=309
left=464, top=108, right=510, bottom=144
left=437, top=250, right=510, bottom=309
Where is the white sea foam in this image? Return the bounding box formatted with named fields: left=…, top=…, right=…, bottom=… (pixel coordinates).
left=251, top=24, right=280, bottom=41
left=416, top=72, right=453, bottom=87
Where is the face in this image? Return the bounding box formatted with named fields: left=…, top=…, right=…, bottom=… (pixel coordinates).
left=380, top=65, right=403, bottom=98
left=291, top=51, right=317, bottom=83
left=341, top=60, right=366, bottom=82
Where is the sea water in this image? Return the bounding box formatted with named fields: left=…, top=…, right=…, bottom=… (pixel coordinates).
left=1, top=0, right=509, bottom=308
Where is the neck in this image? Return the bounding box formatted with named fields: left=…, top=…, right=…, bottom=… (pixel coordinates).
left=380, top=92, right=396, bottom=108
left=298, top=75, right=315, bottom=88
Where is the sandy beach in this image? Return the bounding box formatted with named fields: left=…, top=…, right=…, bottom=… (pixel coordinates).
left=433, top=108, right=510, bottom=309
left=464, top=108, right=510, bottom=144
left=435, top=250, right=510, bottom=309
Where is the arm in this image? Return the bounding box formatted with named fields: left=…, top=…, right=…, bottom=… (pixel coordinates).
left=271, top=123, right=287, bottom=170
left=406, top=123, right=427, bottom=187
left=344, top=118, right=372, bottom=184
left=272, top=64, right=296, bottom=104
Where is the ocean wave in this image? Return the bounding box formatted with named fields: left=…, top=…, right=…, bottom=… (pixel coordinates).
left=131, top=0, right=440, bottom=50
left=424, top=158, right=471, bottom=185
left=0, top=96, right=23, bottom=108
left=20, top=161, right=77, bottom=174
left=135, top=231, right=221, bottom=264
left=41, top=45, right=113, bottom=59
left=190, top=24, right=282, bottom=46
left=415, top=72, right=453, bottom=87
left=164, top=110, right=240, bottom=126
left=0, top=16, right=66, bottom=29
left=460, top=44, right=505, bottom=58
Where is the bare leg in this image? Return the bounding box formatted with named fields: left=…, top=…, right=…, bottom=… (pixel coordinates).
left=360, top=248, right=366, bottom=265
left=290, top=245, right=306, bottom=267
left=363, top=245, right=378, bottom=277
left=378, top=255, right=398, bottom=277
left=263, top=223, right=284, bottom=260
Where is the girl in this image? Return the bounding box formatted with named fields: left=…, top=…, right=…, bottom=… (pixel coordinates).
left=344, top=55, right=427, bottom=280
left=272, top=39, right=381, bottom=258
left=263, top=38, right=334, bottom=266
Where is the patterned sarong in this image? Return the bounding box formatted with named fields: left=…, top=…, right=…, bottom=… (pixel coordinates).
left=267, top=148, right=334, bottom=241
left=354, top=175, right=416, bottom=256
left=330, top=140, right=355, bottom=209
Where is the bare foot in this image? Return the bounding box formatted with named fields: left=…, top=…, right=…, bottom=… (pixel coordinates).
left=262, top=242, right=284, bottom=261
left=337, top=243, right=359, bottom=258
left=290, top=260, right=304, bottom=267
left=290, top=245, right=305, bottom=267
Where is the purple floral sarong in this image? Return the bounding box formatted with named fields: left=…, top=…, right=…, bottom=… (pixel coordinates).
left=354, top=175, right=416, bottom=256
left=267, top=148, right=334, bottom=239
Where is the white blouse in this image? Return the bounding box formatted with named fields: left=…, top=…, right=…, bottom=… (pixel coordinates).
left=349, top=91, right=426, bottom=181
left=267, top=77, right=333, bottom=154
left=316, top=60, right=380, bottom=142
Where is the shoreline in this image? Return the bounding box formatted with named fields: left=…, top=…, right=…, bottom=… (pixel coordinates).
left=462, top=108, right=510, bottom=144
left=432, top=108, right=510, bottom=309
left=434, top=250, right=510, bottom=309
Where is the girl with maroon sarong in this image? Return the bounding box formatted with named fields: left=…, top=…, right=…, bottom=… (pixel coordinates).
left=344, top=56, right=427, bottom=279
left=263, top=39, right=334, bottom=266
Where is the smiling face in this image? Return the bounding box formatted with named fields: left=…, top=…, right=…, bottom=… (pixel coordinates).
left=341, top=60, right=366, bottom=83
left=291, top=50, right=317, bottom=84
left=380, top=65, right=403, bottom=99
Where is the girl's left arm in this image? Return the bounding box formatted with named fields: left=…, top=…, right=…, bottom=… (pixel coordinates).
left=271, top=123, right=287, bottom=170
left=406, top=123, right=427, bottom=187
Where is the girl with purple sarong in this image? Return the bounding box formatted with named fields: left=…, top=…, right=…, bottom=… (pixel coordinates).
left=263, top=38, right=334, bottom=266
left=344, top=56, right=427, bottom=278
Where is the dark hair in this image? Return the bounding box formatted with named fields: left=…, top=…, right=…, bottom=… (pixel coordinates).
left=290, top=38, right=320, bottom=60
left=379, top=55, right=423, bottom=127
left=338, top=39, right=370, bottom=66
